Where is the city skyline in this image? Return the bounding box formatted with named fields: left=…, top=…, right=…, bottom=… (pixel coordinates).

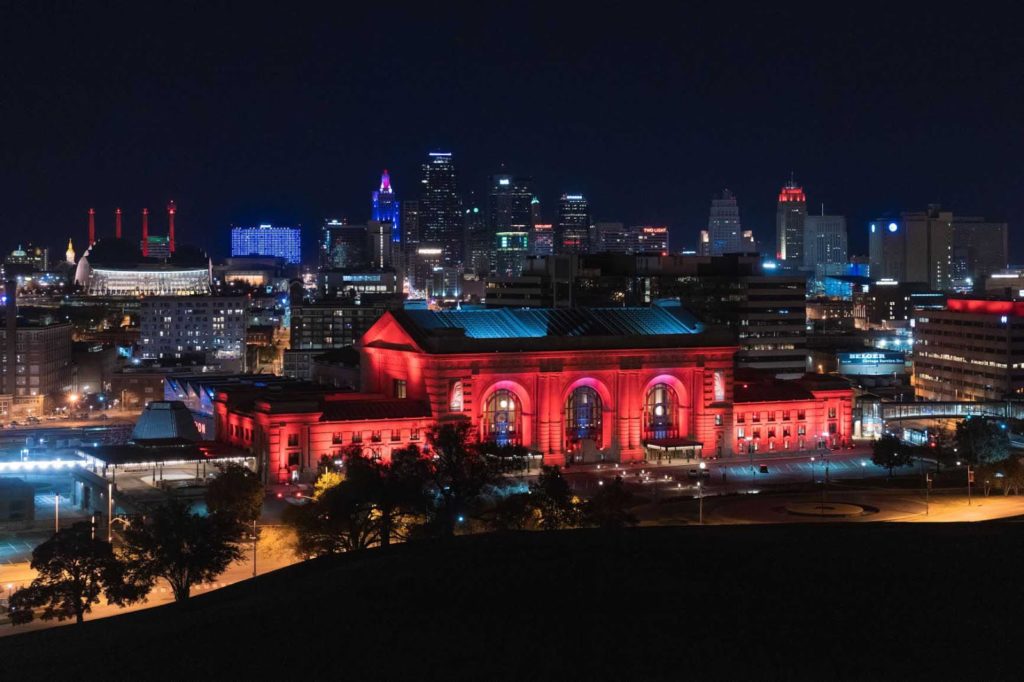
left=2, top=6, right=1023, bottom=261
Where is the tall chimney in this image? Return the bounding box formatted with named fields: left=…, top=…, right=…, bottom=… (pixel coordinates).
left=4, top=280, right=17, bottom=397
left=88, top=208, right=96, bottom=246
left=167, top=201, right=176, bottom=253
left=141, top=208, right=149, bottom=256
left=115, top=207, right=123, bottom=239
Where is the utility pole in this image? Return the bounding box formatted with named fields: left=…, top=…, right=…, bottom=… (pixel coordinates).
left=697, top=480, right=703, bottom=525
left=54, top=493, right=59, bottom=533
left=252, top=519, right=258, bottom=578
left=925, top=473, right=932, bottom=516
left=967, top=466, right=974, bottom=506
left=107, top=482, right=113, bottom=543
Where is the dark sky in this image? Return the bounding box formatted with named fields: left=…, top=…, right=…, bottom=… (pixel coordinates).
left=3, top=3, right=1023, bottom=261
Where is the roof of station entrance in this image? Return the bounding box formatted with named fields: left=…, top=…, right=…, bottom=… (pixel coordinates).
left=382, top=301, right=736, bottom=353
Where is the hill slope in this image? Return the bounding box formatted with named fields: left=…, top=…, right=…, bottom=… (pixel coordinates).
left=1, top=524, right=1021, bottom=680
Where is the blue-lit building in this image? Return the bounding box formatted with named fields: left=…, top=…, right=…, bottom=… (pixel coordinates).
left=371, top=170, right=400, bottom=244
left=231, top=225, right=302, bottom=265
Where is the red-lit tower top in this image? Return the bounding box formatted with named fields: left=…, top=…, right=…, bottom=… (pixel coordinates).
left=167, top=201, right=176, bottom=253
left=777, top=182, right=806, bottom=203
left=115, top=207, right=123, bottom=239
left=88, top=208, right=96, bottom=246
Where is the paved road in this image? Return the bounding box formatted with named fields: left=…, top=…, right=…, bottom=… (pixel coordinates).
left=560, top=447, right=891, bottom=497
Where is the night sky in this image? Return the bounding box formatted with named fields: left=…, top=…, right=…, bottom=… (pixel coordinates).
left=3, top=4, right=1023, bottom=261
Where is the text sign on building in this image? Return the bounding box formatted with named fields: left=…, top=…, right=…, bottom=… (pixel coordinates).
left=837, top=351, right=907, bottom=376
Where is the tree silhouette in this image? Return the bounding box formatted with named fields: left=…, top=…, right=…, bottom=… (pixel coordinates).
left=121, top=497, right=244, bottom=601
left=531, top=466, right=582, bottom=530
left=584, top=476, right=637, bottom=529
left=425, top=421, right=500, bottom=537
left=9, top=522, right=145, bottom=625
left=955, top=417, right=1010, bottom=466
left=205, top=463, right=264, bottom=531
left=871, top=434, right=913, bottom=477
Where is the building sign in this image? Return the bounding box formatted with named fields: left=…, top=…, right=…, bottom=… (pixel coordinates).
left=713, top=371, right=725, bottom=402
left=837, top=351, right=907, bottom=376
left=449, top=380, right=464, bottom=412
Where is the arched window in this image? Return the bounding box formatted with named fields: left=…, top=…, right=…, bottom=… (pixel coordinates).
left=483, top=389, right=520, bottom=446
left=565, top=386, right=602, bottom=447
left=644, top=383, right=677, bottom=440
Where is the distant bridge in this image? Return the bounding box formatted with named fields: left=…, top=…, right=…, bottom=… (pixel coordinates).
left=880, top=401, right=1024, bottom=422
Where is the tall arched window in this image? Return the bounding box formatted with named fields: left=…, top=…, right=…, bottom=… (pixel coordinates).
left=644, top=383, right=678, bottom=440
left=483, top=389, right=520, bottom=446
left=565, top=386, right=602, bottom=447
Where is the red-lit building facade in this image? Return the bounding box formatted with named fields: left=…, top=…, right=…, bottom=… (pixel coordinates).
left=213, top=304, right=853, bottom=483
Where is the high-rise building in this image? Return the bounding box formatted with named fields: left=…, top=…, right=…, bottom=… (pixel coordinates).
left=776, top=179, right=807, bottom=265
left=530, top=196, right=542, bottom=227
left=371, top=169, right=400, bottom=244
left=594, top=222, right=631, bottom=253
left=869, top=206, right=953, bottom=290
left=464, top=205, right=490, bottom=275
left=706, top=190, right=744, bottom=255
left=321, top=220, right=369, bottom=270
left=913, top=297, right=1024, bottom=401
left=950, top=216, right=1008, bottom=290
left=400, top=200, right=420, bottom=275
left=803, top=213, right=848, bottom=271
left=419, top=152, right=462, bottom=268
left=493, top=231, right=530, bottom=278
left=557, top=194, right=590, bottom=254
left=632, top=225, right=670, bottom=254
left=531, top=223, right=554, bottom=257
left=489, top=174, right=533, bottom=234
left=231, top=225, right=302, bottom=264
left=138, top=296, right=248, bottom=372
left=368, top=221, right=394, bottom=269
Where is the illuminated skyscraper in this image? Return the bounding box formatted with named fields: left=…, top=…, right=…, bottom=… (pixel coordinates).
left=371, top=169, right=400, bottom=243
left=557, top=193, right=590, bottom=254
left=464, top=203, right=490, bottom=275
left=231, top=224, right=302, bottom=264
left=419, top=152, right=463, bottom=267
left=706, top=189, right=744, bottom=256
left=776, top=177, right=807, bottom=265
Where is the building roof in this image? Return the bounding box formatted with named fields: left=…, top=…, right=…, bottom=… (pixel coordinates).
left=734, top=380, right=815, bottom=403
left=319, top=398, right=432, bottom=422
left=131, top=401, right=201, bottom=441
left=380, top=301, right=736, bottom=354
left=734, top=372, right=853, bottom=403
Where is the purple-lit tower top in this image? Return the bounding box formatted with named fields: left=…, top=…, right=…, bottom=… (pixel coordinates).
left=371, top=169, right=400, bottom=243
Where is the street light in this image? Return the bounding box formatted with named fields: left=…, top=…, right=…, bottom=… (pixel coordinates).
left=697, top=480, right=703, bottom=525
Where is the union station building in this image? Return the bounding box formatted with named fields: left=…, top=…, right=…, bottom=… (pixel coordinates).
left=212, top=302, right=853, bottom=483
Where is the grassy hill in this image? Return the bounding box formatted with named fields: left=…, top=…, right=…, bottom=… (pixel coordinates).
left=2, top=523, right=1022, bottom=680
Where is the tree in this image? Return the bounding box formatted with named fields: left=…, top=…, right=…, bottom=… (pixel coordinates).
left=205, top=463, right=264, bottom=530
left=9, top=522, right=144, bottom=625
left=584, top=476, right=637, bottom=529
left=364, top=446, right=430, bottom=546
left=313, top=469, right=345, bottom=500
left=871, top=434, right=913, bottom=477
left=121, top=497, right=244, bottom=601
left=531, top=466, right=582, bottom=530
left=956, top=417, right=1011, bottom=466
left=425, top=421, right=500, bottom=537
left=489, top=493, right=536, bottom=532
left=284, top=480, right=378, bottom=557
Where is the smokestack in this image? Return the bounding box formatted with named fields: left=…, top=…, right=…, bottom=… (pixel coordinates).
left=88, top=208, right=96, bottom=246
left=167, top=201, right=176, bottom=253
left=115, top=207, right=123, bottom=239
left=4, top=280, right=16, bottom=397
left=142, top=208, right=149, bottom=256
